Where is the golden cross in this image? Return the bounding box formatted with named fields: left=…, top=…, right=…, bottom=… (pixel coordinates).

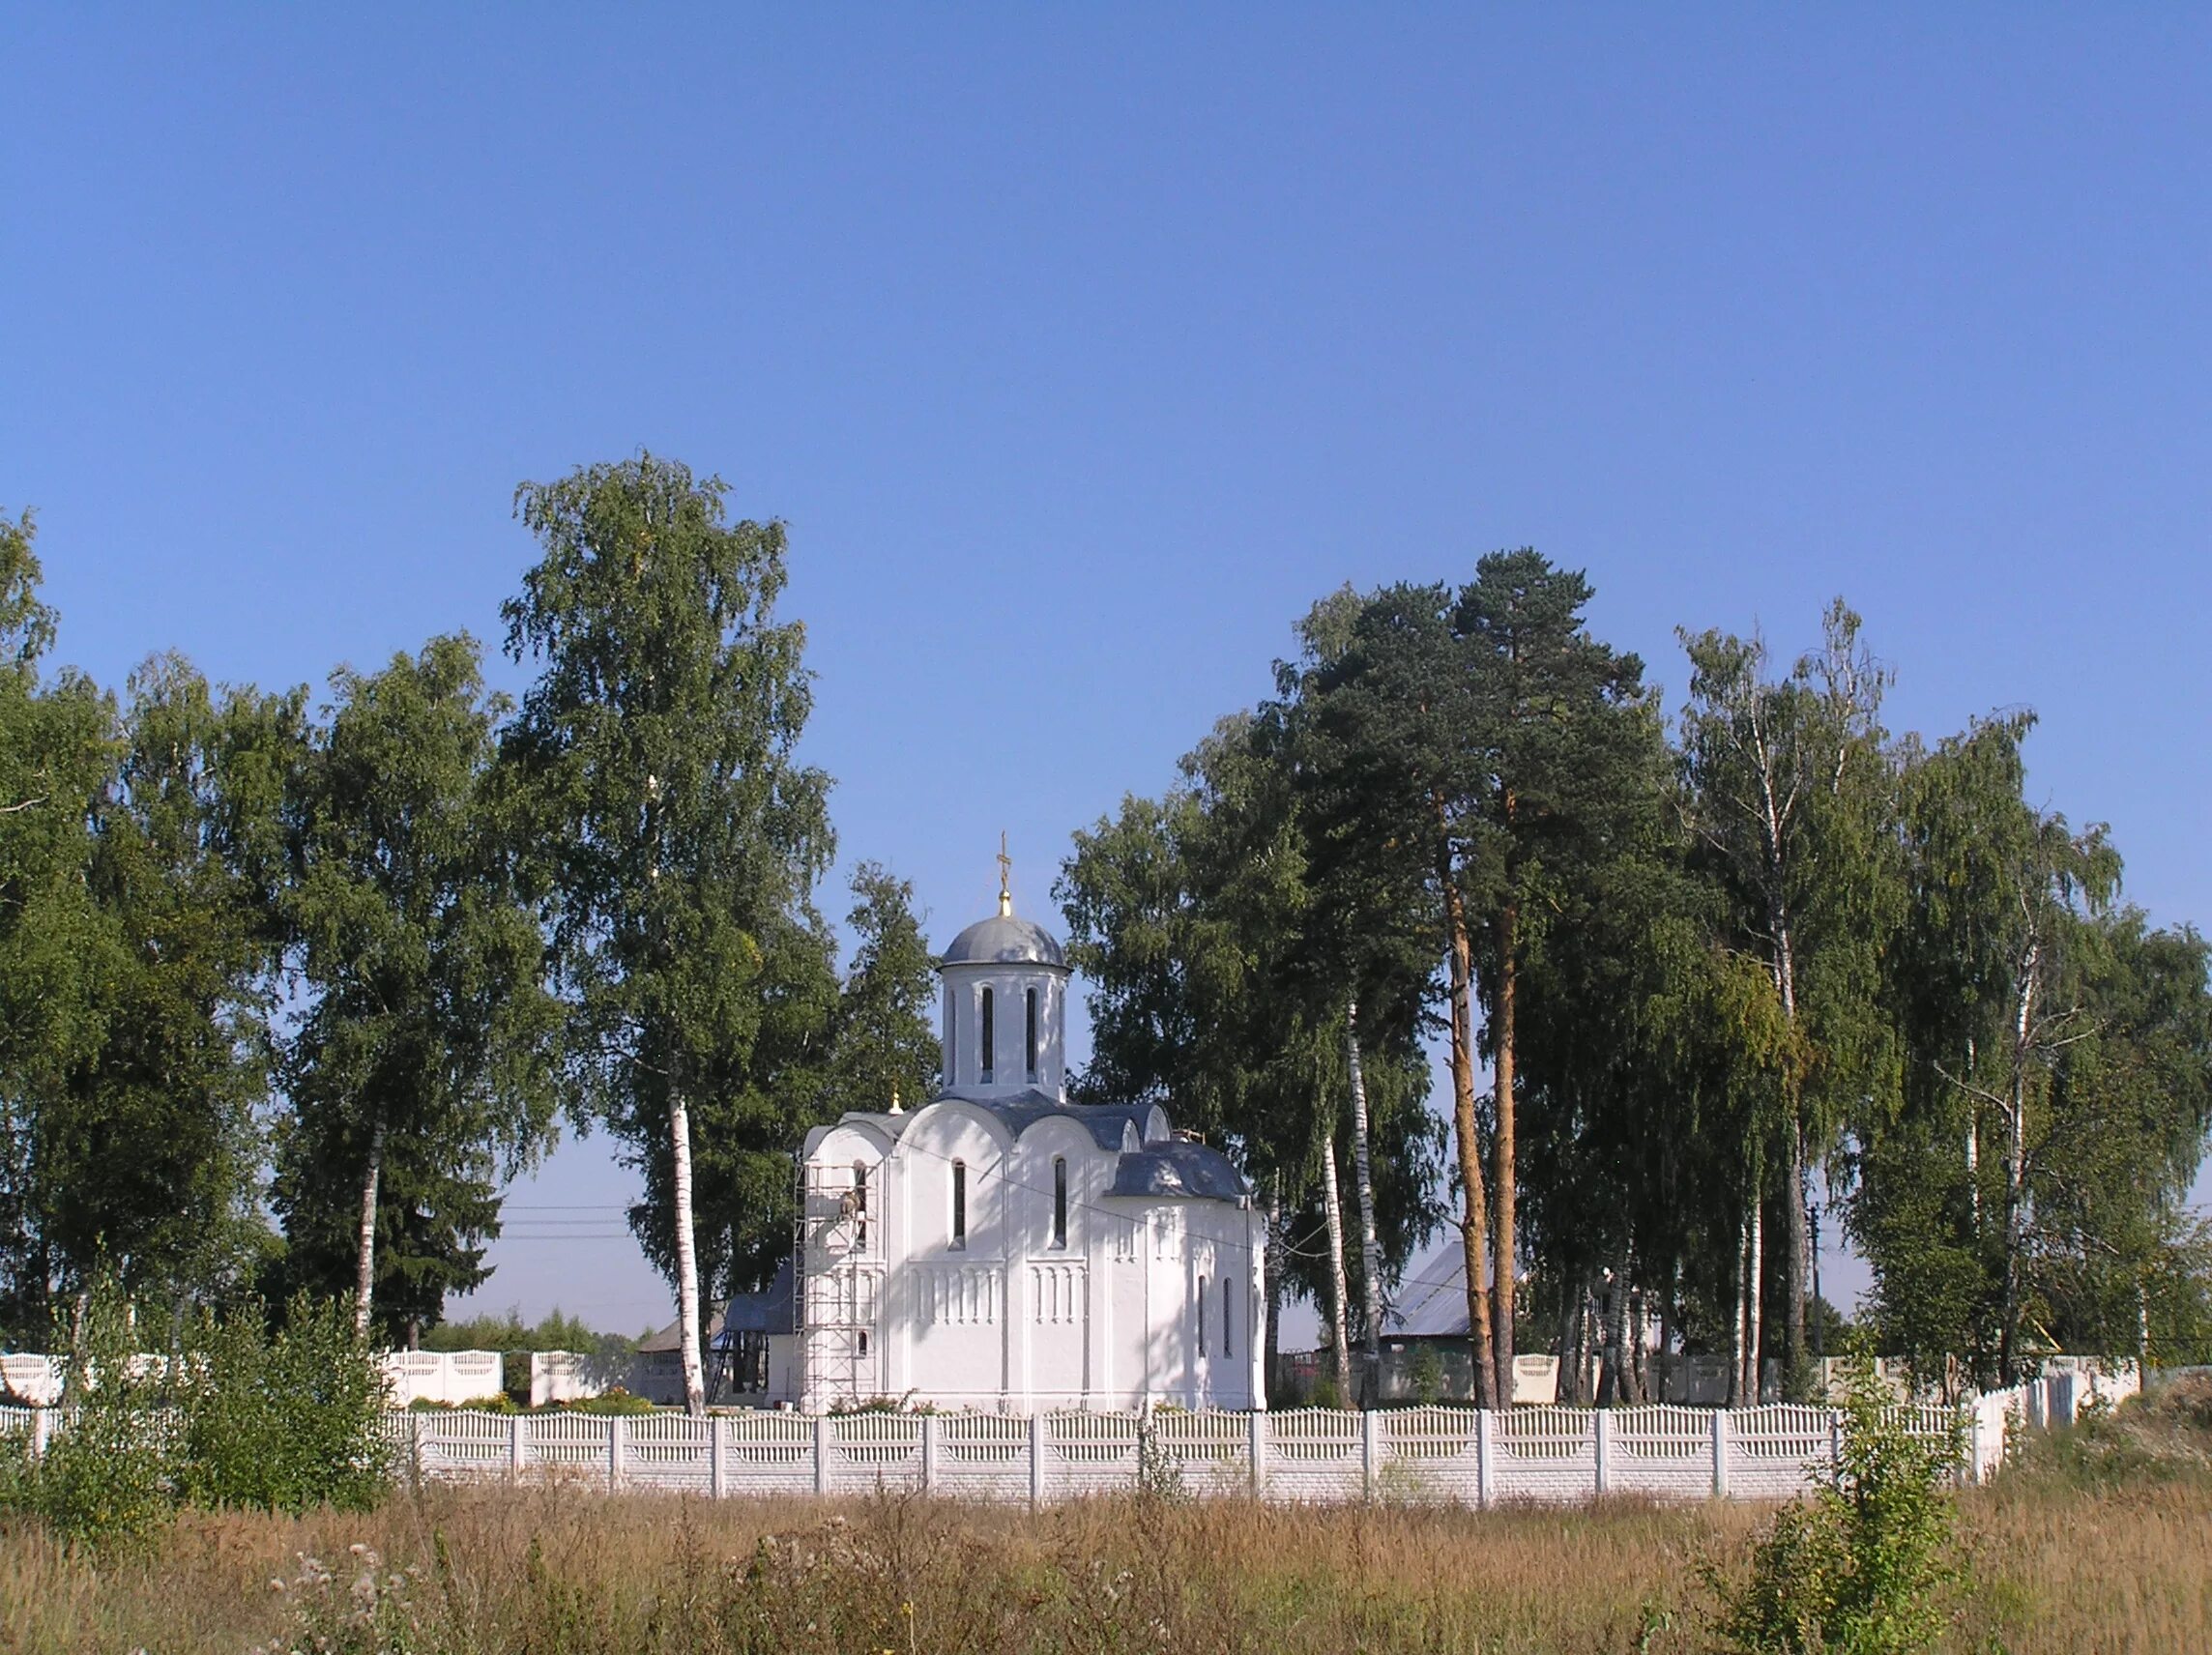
left=997, top=830, right=1013, bottom=915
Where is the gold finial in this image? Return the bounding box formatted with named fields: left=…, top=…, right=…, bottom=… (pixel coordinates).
left=997, top=830, right=1013, bottom=916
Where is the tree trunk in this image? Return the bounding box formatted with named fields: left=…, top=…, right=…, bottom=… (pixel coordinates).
left=1347, top=1001, right=1384, bottom=1390
left=1766, top=886, right=1809, bottom=1398
left=353, top=1117, right=387, bottom=1341
left=1265, top=1177, right=1284, bottom=1398
left=1744, top=1197, right=1765, bottom=1403
left=1599, top=1262, right=1629, bottom=1406
left=1492, top=894, right=1519, bottom=1409
left=1729, top=1219, right=1748, bottom=1408
left=1554, top=1283, right=1578, bottom=1397
left=1999, top=942, right=2040, bottom=1384
left=1320, top=1135, right=1353, bottom=1399
left=1783, top=1120, right=1808, bottom=1398
left=1438, top=840, right=1497, bottom=1409
left=1628, top=1285, right=1650, bottom=1403
left=670, top=1092, right=708, bottom=1416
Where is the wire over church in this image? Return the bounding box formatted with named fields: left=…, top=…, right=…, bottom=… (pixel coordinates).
left=691, top=862, right=1267, bottom=1413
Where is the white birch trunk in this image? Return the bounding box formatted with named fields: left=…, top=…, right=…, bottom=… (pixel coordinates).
left=1347, top=1002, right=1383, bottom=1365
left=1319, top=1136, right=1352, bottom=1398
left=353, top=1118, right=387, bottom=1341
left=1745, top=1200, right=1765, bottom=1402
left=670, top=1094, right=707, bottom=1416
left=2000, top=941, right=2040, bottom=1382
left=1730, top=1219, right=1749, bottom=1408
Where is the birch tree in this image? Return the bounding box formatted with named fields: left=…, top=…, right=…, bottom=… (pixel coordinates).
left=272, top=635, right=557, bottom=1344
left=502, top=454, right=832, bottom=1415
left=1676, top=601, right=1895, bottom=1396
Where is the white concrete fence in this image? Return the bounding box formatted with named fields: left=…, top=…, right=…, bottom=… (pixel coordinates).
left=366, top=1398, right=1994, bottom=1506
left=0, top=1364, right=2136, bottom=1510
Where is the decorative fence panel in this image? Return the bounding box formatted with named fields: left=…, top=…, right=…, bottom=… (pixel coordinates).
left=1609, top=1405, right=1718, bottom=1501
left=1150, top=1410, right=1251, bottom=1497
left=1376, top=1406, right=1484, bottom=1504
left=1045, top=1410, right=1141, bottom=1499
left=721, top=1412, right=818, bottom=1497
left=826, top=1412, right=925, bottom=1495
left=934, top=1411, right=1030, bottom=1502
left=1261, top=1407, right=1363, bottom=1502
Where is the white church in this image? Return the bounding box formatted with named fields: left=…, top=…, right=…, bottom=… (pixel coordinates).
left=707, top=868, right=1266, bottom=1414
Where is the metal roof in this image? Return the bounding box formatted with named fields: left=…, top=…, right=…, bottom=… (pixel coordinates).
left=940, top=913, right=1067, bottom=969
left=932, top=1088, right=1152, bottom=1151
left=1107, top=1140, right=1252, bottom=1202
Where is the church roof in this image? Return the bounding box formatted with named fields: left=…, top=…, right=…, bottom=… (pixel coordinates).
left=932, top=1088, right=1153, bottom=1151
left=941, top=912, right=1067, bottom=969
left=1107, top=1140, right=1252, bottom=1202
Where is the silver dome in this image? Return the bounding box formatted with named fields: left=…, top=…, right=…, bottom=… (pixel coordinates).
left=940, top=912, right=1067, bottom=969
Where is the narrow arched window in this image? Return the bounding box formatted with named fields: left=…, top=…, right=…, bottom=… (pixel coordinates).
left=1026, top=988, right=1039, bottom=1081
left=1222, top=1276, right=1235, bottom=1358
left=946, top=984, right=957, bottom=1078
left=1052, top=1156, right=1067, bottom=1248
left=980, top=987, right=995, bottom=1082
left=950, top=1159, right=968, bottom=1249
left=1198, top=1274, right=1208, bottom=1357
left=852, top=1161, right=869, bottom=1251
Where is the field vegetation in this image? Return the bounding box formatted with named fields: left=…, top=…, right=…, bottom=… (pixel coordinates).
left=3, top=1378, right=2208, bottom=1655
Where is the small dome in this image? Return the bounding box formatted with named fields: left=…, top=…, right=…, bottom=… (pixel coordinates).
left=941, top=912, right=1067, bottom=969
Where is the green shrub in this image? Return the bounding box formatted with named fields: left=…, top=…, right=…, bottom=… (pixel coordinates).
left=1408, top=1345, right=1445, bottom=1405
left=561, top=1387, right=658, bottom=1416
left=175, top=1294, right=393, bottom=1514
left=1708, top=1350, right=1964, bottom=1654
left=0, top=1283, right=179, bottom=1549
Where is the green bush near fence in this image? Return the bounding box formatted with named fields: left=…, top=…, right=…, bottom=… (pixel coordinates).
left=0, top=1284, right=175, bottom=1549
left=1707, top=1351, right=1965, bottom=1654
left=173, top=1294, right=392, bottom=1515
left=0, top=1287, right=391, bottom=1549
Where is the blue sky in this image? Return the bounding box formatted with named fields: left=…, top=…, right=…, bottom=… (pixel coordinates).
left=6, top=10, right=2207, bottom=1334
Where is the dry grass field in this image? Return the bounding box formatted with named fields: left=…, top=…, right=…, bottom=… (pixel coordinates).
left=5, top=1386, right=2209, bottom=1654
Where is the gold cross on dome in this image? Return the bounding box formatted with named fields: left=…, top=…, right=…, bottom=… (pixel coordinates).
left=997, top=831, right=1013, bottom=915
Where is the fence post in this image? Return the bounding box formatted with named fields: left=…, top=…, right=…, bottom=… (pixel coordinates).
left=1710, top=1409, right=1731, bottom=1499
left=1594, top=1408, right=1613, bottom=1498
left=607, top=1415, right=626, bottom=1494
left=920, top=1413, right=938, bottom=1496
left=1967, top=1402, right=1986, bottom=1487
left=1360, top=1408, right=1380, bottom=1502
left=509, top=1412, right=525, bottom=1482
left=1028, top=1412, right=1045, bottom=1512
left=1475, top=1408, right=1495, bottom=1509
left=1247, top=1410, right=1267, bottom=1498
left=709, top=1414, right=725, bottom=1498
left=1957, top=1403, right=1976, bottom=1488
left=813, top=1414, right=830, bottom=1496
left=29, top=1407, right=50, bottom=1463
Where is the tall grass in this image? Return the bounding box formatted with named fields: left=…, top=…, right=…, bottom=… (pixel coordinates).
left=3, top=1470, right=2208, bottom=1654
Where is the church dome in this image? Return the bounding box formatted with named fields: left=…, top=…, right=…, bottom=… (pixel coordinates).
left=941, top=912, right=1067, bottom=969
